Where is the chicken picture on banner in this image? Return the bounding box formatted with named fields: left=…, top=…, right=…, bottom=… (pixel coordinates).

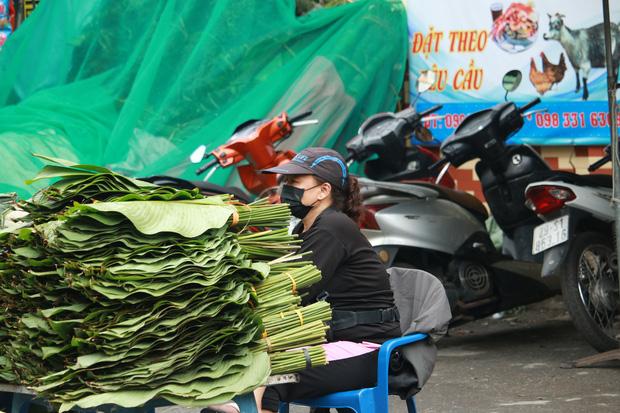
left=529, top=52, right=566, bottom=95
left=406, top=0, right=620, bottom=145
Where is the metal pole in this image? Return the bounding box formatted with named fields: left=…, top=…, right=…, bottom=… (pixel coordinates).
left=601, top=0, right=619, bottom=295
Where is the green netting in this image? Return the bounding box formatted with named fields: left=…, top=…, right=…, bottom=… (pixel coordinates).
left=0, top=0, right=406, bottom=198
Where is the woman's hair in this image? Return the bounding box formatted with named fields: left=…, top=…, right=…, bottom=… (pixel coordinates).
left=319, top=176, right=363, bottom=223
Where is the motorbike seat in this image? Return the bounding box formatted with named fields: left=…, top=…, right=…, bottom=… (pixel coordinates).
left=547, top=172, right=612, bottom=189
left=412, top=182, right=489, bottom=222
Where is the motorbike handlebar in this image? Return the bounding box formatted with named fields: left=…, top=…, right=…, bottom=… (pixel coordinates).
left=196, top=158, right=217, bottom=175
left=587, top=154, right=611, bottom=172
left=518, top=97, right=541, bottom=114
left=289, top=111, right=313, bottom=123
left=419, top=105, right=443, bottom=118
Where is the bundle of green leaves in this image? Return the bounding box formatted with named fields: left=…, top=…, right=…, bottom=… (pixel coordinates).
left=0, top=156, right=331, bottom=411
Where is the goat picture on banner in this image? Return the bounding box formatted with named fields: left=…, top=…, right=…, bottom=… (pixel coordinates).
left=407, top=0, right=620, bottom=145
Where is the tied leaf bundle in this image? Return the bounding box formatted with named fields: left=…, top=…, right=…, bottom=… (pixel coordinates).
left=269, top=346, right=327, bottom=375
left=261, top=301, right=331, bottom=337
left=0, top=156, right=331, bottom=411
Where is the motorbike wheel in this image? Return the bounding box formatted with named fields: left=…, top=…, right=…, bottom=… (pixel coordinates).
left=561, top=232, right=619, bottom=352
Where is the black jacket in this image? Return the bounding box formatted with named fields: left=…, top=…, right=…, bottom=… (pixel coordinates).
left=294, top=207, right=400, bottom=342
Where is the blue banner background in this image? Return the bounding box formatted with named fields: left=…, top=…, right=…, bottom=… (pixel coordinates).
left=407, top=0, right=620, bottom=145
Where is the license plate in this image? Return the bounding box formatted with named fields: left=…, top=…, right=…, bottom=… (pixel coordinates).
left=532, top=215, right=570, bottom=255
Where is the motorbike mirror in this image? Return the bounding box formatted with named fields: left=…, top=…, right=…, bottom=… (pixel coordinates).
left=190, top=145, right=207, bottom=164
left=502, top=70, right=522, bottom=100
left=414, top=125, right=434, bottom=142
left=416, top=70, right=436, bottom=93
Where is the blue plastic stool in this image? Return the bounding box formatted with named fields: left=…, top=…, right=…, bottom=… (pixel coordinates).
left=278, top=333, right=427, bottom=413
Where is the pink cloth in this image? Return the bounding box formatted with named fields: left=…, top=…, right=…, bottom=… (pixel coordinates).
left=321, top=340, right=381, bottom=362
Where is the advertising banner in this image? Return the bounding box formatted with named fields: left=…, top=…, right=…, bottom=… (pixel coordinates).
left=407, top=0, right=620, bottom=144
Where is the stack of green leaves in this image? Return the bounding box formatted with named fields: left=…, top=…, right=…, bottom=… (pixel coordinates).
left=0, top=156, right=331, bottom=411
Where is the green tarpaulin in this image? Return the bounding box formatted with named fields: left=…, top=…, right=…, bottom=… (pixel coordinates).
left=0, top=0, right=406, bottom=198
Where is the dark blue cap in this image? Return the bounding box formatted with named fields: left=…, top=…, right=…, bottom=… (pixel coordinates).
left=262, top=147, right=348, bottom=189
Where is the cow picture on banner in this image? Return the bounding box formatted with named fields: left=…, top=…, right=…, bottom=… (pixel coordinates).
left=406, top=0, right=620, bottom=145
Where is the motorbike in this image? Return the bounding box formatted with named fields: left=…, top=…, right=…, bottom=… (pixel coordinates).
left=346, top=72, right=561, bottom=321
left=525, top=145, right=617, bottom=351
left=146, top=71, right=443, bottom=203
left=141, top=111, right=317, bottom=203
left=345, top=75, right=455, bottom=190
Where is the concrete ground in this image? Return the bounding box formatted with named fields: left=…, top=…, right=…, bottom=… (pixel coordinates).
left=412, top=296, right=620, bottom=413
